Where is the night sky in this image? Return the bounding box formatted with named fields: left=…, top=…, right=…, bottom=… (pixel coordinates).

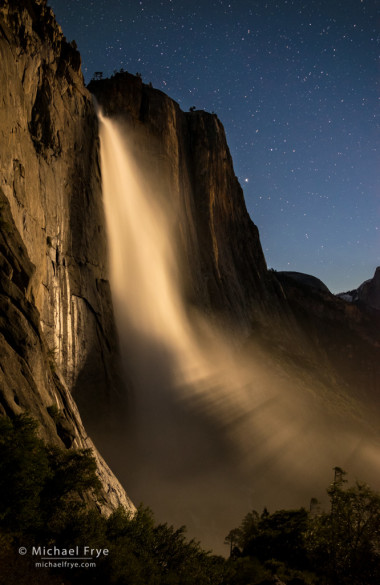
left=49, top=0, right=379, bottom=293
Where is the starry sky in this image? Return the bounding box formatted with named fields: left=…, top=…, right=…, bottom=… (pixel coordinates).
left=49, top=0, right=379, bottom=293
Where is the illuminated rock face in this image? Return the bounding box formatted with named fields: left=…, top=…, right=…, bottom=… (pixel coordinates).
left=0, top=188, right=134, bottom=515
left=0, top=0, right=123, bottom=428
left=0, top=0, right=132, bottom=513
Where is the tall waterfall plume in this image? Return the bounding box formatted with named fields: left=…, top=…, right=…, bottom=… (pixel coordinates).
left=97, top=110, right=380, bottom=553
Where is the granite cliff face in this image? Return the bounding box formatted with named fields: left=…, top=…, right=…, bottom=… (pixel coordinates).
left=0, top=0, right=133, bottom=513
left=0, top=186, right=133, bottom=514
left=0, top=0, right=125, bottom=427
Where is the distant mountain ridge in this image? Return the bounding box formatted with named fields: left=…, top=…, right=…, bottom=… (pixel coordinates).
left=276, top=271, right=331, bottom=293
left=337, top=267, right=380, bottom=311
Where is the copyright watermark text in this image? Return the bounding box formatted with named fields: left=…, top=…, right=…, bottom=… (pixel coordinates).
left=17, top=545, right=109, bottom=570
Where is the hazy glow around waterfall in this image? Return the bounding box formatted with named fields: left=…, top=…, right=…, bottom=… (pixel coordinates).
left=98, top=111, right=260, bottom=431
left=98, top=111, right=380, bottom=553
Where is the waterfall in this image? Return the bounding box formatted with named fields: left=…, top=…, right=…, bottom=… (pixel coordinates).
left=97, top=111, right=380, bottom=553
left=97, top=111, right=253, bottom=440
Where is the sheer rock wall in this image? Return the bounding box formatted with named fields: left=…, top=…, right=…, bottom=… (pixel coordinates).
left=0, top=0, right=132, bottom=513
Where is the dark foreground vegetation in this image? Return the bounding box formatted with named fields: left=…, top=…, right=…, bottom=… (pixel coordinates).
left=0, top=414, right=379, bottom=585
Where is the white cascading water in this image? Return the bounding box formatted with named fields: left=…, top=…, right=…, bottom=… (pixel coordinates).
left=97, top=111, right=258, bottom=443
left=97, top=111, right=380, bottom=553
